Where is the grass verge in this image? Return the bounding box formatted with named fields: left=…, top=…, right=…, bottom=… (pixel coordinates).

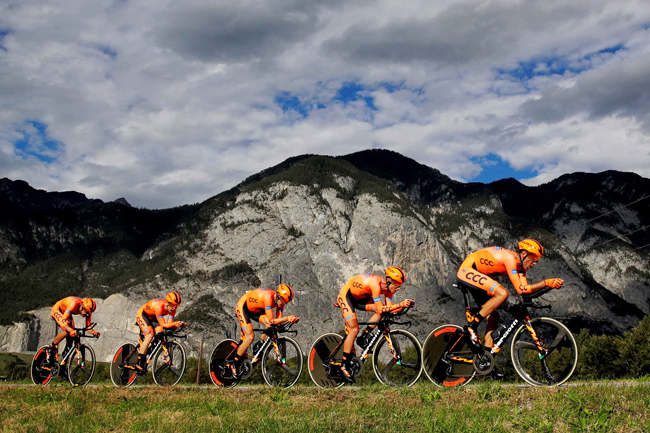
left=0, top=382, right=648, bottom=433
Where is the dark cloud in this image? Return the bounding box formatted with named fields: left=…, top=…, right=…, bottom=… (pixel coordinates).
left=520, top=56, right=650, bottom=129
left=154, top=0, right=329, bottom=62
left=323, top=3, right=588, bottom=65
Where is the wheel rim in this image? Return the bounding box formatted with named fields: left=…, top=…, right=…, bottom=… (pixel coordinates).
left=307, top=333, right=345, bottom=389
left=153, top=342, right=186, bottom=386
left=208, top=339, right=239, bottom=388
left=262, top=337, right=303, bottom=388
left=68, top=345, right=96, bottom=387
left=511, top=318, right=578, bottom=386
left=422, top=325, right=476, bottom=387
left=372, top=329, right=422, bottom=386
left=110, top=343, right=138, bottom=387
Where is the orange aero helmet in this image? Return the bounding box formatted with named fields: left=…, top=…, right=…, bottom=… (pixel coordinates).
left=385, top=266, right=406, bottom=286
left=518, top=238, right=544, bottom=259
left=276, top=284, right=294, bottom=303
left=82, top=298, right=96, bottom=313
left=166, top=291, right=182, bottom=305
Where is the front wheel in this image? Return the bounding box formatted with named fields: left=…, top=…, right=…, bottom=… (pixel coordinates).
left=152, top=341, right=186, bottom=386
left=67, top=344, right=96, bottom=387
left=261, top=336, right=303, bottom=388
left=422, top=325, right=476, bottom=387
left=208, top=339, right=240, bottom=388
left=307, top=333, right=345, bottom=389
left=31, top=346, right=56, bottom=385
left=110, top=343, right=138, bottom=387
left=372, top=329, right=423, bottom=386
left=510, top=317, right=578, bottom=386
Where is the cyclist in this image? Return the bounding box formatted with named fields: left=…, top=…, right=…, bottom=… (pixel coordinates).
left=230, top=284, right=299, bottom=377
left=48, top=296, right=99, bottom=363
left=336, top=266, right=415, bottom=382
left=457, top=239, right=564, bottom=352
left=134, top=291, right=186, bottom=372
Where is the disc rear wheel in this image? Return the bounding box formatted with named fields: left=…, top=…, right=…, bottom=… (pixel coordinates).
left=422, top=325, right=476, bottom=387
left=208, top=339, right=240, bottom=388
left=110, top=343, right=138, bottom=387
left=31, top=346, right=55, bottom=385
left=307, top=333, right=345, bottom=388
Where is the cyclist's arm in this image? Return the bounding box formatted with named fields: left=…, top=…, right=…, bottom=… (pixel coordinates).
left=507, top=266, right=545, bottom=295
left=155, top=314, right=182, bottom=329
left=85, top=314, right=92, bottom=329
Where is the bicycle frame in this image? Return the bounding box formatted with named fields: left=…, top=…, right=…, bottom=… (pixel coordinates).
left=325, top=308, right=413, bottom=368
left=123, top=330, right=185, bottom=372
left=237, top=323, right=298, bottom=365
left=446, top=284, right=554, bottom=364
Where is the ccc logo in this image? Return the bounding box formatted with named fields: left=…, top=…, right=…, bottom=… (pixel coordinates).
left=465, top=271, right=487, bottom=285
left=352, top=282, right=363, bottom=290
left=479, top=258, right=495, bottom=267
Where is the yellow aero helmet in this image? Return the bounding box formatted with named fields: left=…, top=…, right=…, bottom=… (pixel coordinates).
left=276, top=284, right=294, bottom=303
left=385, top=266, right=405, bottom=286
left=518, top=239, right=544, bottom=258
left=166, top=291, right=182, bottom=305
left=82, top=298, right=96, bottom=313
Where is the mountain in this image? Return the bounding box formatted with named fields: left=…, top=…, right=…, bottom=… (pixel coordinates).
left=0, top=151, right=648, bottom=361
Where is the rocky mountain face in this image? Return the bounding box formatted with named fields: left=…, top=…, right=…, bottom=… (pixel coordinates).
left=0, top=151, right=648, bottom=361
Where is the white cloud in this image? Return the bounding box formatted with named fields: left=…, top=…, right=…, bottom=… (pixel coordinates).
left=0, top=0, right=649, bottom=207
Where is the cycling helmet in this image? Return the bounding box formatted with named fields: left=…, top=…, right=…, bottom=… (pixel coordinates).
left=276, top=284, right=294, bottom=303
left=166, top=291, right=182, bottom=305
left=385, top=266, right=406, bottom=286
left=82, top=298, right=96, bottom=313
left=518, top=238, right=544, bottom=259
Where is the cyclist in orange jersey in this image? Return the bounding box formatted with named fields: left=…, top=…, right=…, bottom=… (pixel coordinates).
left=49, top=296, right=99, bottom=362
left=134, top=291, right=185, bottom=371
left=336, top=266, right=414, bottom=382
left=231, top=284, right=299, bottom=377
left=457, top=239, right=564, bottom=352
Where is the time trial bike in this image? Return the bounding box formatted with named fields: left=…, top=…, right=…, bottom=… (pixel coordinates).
left=209, top=322, right=303, bottom=388
left=31, top=323, right=99, bottom=387
left=110, top=327, right=187, bottom=387
left=422, top=283, right=578, bottom=387
left=308, top=306, right=422, bottom=388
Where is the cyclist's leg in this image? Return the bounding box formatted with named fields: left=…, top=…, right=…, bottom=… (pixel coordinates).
left=50, top=314, right=71, bottom=362
left=457, top=268, right=508, bottom=345
left=337, top=288, right=357, bottom=382
left=135, top=314, right=154, bottom=370
left=235, top=303, right=255, bottom=357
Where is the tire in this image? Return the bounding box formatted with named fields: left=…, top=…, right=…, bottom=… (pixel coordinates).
left=422, top=324, right=476, bottom=387
left=510, top=317, right=578, bottom=386
left=307, top=333, right=346, bottom=389
left=67, top=344, right=96, bottom=387
left=372, top=329, right=423, bottom=386
left=110, top=343, right=138, bottom=387
left=152, top=341, right=186, bottom=386
left=208, top=339, right=240, bottom=388
left=31, top=346, right=56, bottom=385
left=261, top=336, right=303, bottom=388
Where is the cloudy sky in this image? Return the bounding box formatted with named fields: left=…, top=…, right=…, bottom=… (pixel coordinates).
left=1, top=1, right=649, bottom=208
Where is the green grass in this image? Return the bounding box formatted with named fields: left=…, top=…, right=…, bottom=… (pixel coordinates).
left=0, top=382, right=648, bottom=433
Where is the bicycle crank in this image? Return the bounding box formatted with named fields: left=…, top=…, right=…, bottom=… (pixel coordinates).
left=472, top=352, right=494, bottom=375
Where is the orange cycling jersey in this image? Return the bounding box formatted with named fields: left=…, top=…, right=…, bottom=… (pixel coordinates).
left=51, top=296, right=91, bottom=329
left=137, top=299, right=179, bottom=331
left=337, top=274, right=394, bottom=323
left=236, top=288, right=282, bottom=330
left=457, top=246, right=531, bottom=295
